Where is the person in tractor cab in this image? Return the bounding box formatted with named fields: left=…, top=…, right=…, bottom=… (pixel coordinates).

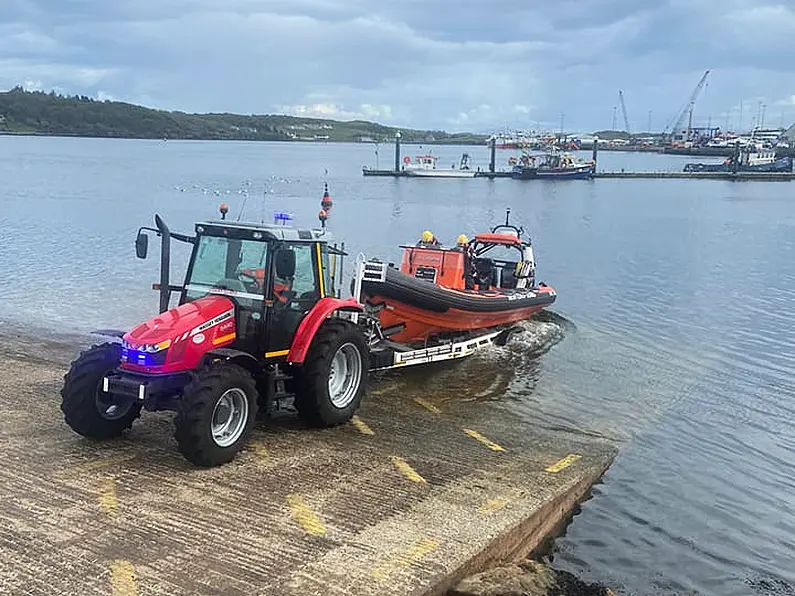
left=241, top=267, right=291, bottom=304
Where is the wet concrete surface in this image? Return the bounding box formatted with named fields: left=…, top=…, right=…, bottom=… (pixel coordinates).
left=0, top=329, right=615, bottom=596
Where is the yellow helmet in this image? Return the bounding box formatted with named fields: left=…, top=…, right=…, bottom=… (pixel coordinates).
left=421, top=230, right=434, bottom=242
left=456, top=234, right=468, bottom=245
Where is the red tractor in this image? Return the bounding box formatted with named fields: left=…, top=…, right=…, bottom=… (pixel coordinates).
left=61, top=210, right=370, bottom=467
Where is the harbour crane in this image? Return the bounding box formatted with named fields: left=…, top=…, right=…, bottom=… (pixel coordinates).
left=618, top=90, right=631, bottom=135
left=664, top=70, right=710, bottom=143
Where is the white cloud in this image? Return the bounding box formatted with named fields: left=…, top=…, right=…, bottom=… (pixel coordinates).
left=277, top=103, right=394, bottom=122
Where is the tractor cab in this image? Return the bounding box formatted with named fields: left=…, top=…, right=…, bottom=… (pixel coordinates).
left=179, top=219, right=337, bottom=358
left=130, top=212, right=345, bottom=373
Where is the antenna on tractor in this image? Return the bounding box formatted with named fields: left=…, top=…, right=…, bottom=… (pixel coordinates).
left=236, top=180, right=250, bottom=222
left=505, top=207, right=511, bottom=226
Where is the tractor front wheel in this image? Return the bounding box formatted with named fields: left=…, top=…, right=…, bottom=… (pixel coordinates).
left=61, top=342, right=142, bottom=440
left=174, top=363, right=258, bottom=467
left=294, top=319, right=369, bottom=427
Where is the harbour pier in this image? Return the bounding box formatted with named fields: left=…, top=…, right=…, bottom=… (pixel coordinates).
left=363, top=133, right=795, bottom=181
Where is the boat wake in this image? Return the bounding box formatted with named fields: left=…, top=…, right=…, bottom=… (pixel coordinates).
left=480, top=310, right=571, bottom=362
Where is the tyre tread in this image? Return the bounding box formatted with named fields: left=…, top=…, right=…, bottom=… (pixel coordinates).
left=293, top=318, right=369, bottom=427
left=173, top=363, right=258, bottom=467
left=60, top=343, right=141, bottom=440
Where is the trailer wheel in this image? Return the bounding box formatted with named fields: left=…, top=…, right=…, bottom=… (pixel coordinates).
left=294, top=319, right=369, bottom=427
left=61, top=343, right=142, bottom=440
left=174, top=363, right=258, bottom=467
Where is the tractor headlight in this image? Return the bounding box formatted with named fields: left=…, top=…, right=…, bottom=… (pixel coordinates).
left=121, top=339, right=171, bottom=366
left=139, top=340, right=172, bottom=353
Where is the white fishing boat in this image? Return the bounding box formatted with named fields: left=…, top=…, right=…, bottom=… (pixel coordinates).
left=403, top=153, right=477, bottom=178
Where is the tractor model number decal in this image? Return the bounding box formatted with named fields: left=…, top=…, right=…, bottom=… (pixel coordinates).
left=190, top=309, right=235, bottom=337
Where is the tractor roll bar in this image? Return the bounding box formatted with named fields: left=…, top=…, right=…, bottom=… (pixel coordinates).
left=142, top=214, right=194, bottom=314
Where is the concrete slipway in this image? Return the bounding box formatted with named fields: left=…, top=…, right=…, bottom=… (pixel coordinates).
left=0, top=331, right=615, bottom=596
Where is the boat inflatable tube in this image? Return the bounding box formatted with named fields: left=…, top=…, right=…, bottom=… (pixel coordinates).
left=361, top=266, right=555, bottom=314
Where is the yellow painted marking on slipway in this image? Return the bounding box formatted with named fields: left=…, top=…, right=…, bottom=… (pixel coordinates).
left=250, top=442, right=269, bottom=465
left=371, top=537, right=439, bottom=580
left=390, top=456, right=426, bottom=484
left=546, top=454, right=582, bottom=473
left=478, top=497, right=511, bottom=515
left=351, top=415, right=375, bottom=435
left=463, top=428, right=506, bottom=452
left=110, top=560, right=139, bottom=596
left=99, top=477, right=118, bottom=514
left=286, top=494, right=327, bottom=536
left=414, top=397, right=442, bottom=414
left=71, top=454, right=136, bottom=474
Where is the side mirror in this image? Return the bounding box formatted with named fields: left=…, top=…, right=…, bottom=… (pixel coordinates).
left=135, top=231, right=149, bottom=259
left=275, top=247, right=296, bottom=279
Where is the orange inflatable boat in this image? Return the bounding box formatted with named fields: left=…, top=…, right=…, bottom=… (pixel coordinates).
left=358, top=211, right=556, bottom=343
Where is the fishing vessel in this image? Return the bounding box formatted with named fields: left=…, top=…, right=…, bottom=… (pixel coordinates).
left=684, top=148, right=793, bottom=173
left=403, top=153, right=476, bottom=178
left=511, top=152, right=595, bottom=180
left=358, top=210, right=556, bottom=343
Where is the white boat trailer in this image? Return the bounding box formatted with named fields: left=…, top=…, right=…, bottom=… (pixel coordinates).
left=349, top=256, right=509, bottom=372
left=370, top=329, right=504, bottom=371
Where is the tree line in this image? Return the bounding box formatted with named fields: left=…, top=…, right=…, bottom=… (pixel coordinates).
left=0, top=87, right=485, bottom=144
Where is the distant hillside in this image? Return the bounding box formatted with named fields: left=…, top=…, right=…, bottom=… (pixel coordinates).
left=0, top=87, right=487, bottom=145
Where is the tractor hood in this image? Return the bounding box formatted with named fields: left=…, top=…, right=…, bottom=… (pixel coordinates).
left=124, top=295, right=236, bottom=347
left=120, top=295, right=238, bottom=373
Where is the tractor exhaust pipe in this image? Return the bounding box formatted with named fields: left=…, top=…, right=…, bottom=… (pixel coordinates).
left=154, top=214, right=171, bottom=314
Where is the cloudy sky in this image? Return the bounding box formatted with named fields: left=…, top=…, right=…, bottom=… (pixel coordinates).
left=2, top=0, right=794, bottom=132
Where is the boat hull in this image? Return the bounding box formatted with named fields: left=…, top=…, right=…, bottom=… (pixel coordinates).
left=511, top=164, right=595, bottom=180
left=536, top=164, right=595, bottom=179
left=405, top=168, right=477, bottom=178
left=361, top=266, right=556, bottom=343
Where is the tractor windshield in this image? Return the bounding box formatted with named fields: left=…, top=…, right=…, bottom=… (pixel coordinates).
left=185, top=235, right=269, bottom=303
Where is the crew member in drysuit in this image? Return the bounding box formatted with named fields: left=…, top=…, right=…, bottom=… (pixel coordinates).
left=417, top=230, right=440, bottom=247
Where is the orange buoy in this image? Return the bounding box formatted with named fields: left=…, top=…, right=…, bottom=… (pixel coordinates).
left=321, top=182, right=333, bottom=211
left=403, top=156, right=411, bottom=164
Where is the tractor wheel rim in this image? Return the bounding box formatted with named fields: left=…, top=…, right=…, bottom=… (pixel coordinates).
left=94, top=380, right=135, bottom=421
left=211, top=388, right=249, bottom=448
left=328, top=343, right=362, bottom=409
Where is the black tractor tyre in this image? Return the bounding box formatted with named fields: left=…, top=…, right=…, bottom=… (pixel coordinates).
left=61, top=342, right=142, bottom=440
left=294, top=319, right=370, bottom=427
left=174, top=363, right=259, bottom=468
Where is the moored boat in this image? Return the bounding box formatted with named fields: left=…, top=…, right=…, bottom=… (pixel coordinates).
left=358, top=210, right=556, bottom=343
left=511, top=151, right=595, bottom=180
left=684, top=147, right=793, bottom=173
left=403, top=153, right=477, bottom=178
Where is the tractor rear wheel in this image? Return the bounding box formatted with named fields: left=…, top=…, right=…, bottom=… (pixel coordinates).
left=174, top=363, right=258, bottom=467
left=294, top=319, right=369, bottom=427
left=61, top=342, right=142, bottom=440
